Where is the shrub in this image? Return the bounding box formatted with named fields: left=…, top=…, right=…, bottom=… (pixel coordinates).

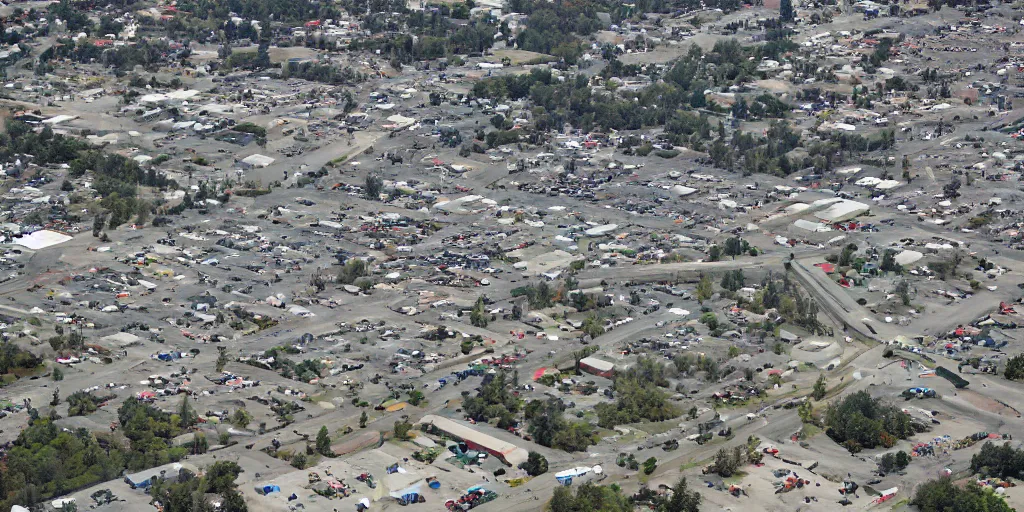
left=520, top=452, right=549, bottom=476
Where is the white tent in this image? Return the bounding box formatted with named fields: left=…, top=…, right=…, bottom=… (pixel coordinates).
left=894, top=250, right=923, bottom=266
left=241, top=154, right=275, bottom=168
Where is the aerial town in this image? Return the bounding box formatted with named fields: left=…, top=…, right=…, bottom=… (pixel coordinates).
left=0, top=0, right=1022, bottom=510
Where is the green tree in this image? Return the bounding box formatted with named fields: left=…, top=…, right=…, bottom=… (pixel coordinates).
left=895, top=450, right=911, bottom=470
left=970, top=442, right=1024, bottom=479
left=231, top=408, right=252, bottom=428
left=549, top=483, right=631, bottom=512
left=520, top=451, right=549, bottom=476
left=711, top=447, right=744, bottom=477
left=780, top=0, right=794, bottom=21
left=581, top=314, right=604, bottom=339
left=721, top=269, right=745, bottom=292
left=291, top=452, right=308, bottom=469
left=699, top=312, right=719, bottom=330
left=880, top=249, right=901, bottom=273
left=222, top=489, right=248, bottom=512
left=879, top=453, right=897, bottom=474
left=178, top=394, right=197, bottom=429
left=66, top=391, right=99, bottom=416
left=707, top=245, right=722, bottom=262
left=470, top=296, right=488, bottom=327
left=912, top=477, right=1011, bottom=512
left=191, top=432, right=209, bottom=454
left=838, top=243, right=857, bottom=267
left=359, top=411, right=368, bottom=428
left=794, top=401, right=811, bottom=421
left=660, top=477, right=702, bottom=512
left=408, top=390, right=425, bottom=406
left=895, top=280, right=911, bottom=307
left=812, top=374, right=827, bottom=400
left=364, top=174, right=383, bottom=200
left=393, top=420, right=413, bottom=440
left=52, top=367, right=63, bottom=381
left=1004, top=354, right=1024, bottom=381
left=527, top=399, right=596, bottom=452
left=216, top=347, right=229, bottom=373
left=723, top=237, right=743, bottom=259
left=316, top=426, right=333, bottom=456
left=642, top=457, right=658, bottom=475
left=595, top=359, right=678, bottom=428
left=696, top=274, right=713, bottom=304
left=824, top=391, right=912, bottom=452
left=337, top=258, right=368, bottom=285
left=149, top=460, right=245, bottom=512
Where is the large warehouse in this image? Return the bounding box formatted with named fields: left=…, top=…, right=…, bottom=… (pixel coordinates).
left=579, top=356, right=616, bottom=378
left=419, top=415, right=529, bottom=467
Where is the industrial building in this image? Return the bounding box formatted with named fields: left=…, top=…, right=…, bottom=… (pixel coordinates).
left=418, top=415, right=528, bottom=467
left=579, top=356, right=616, bottom=378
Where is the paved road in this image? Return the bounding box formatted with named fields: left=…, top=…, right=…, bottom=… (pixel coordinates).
left=577, top=256, right=787, bottom=285
left=789, top=258, right=898, bottom=343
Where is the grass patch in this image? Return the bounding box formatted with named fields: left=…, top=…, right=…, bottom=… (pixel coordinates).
left=714, top=397, right=766, bottom=410
left=327, top=153, right=351, bottom=167
left=894, top=349, right=936, bottom=369
left=10, top=365, right=44, bottom=378
left=633, top=420, right=680, bottom=436
left=724, top=471, right=747, bottom=485
left=679, top=456, right=714, bottom=472
left=799, top=423, right=822, bottom=439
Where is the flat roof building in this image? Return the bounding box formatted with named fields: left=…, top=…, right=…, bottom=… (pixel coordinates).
left=124, top=461, right=198, bottom=489
left=419, top=415, right=528, bottom=466
left=579, top=356, right=616, bottom=378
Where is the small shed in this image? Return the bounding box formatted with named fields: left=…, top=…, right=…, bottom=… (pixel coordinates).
left=124, top=462, right=197, bottom=489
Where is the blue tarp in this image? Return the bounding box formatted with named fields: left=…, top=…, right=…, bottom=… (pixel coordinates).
left=256, top=485, right=281, bottom=495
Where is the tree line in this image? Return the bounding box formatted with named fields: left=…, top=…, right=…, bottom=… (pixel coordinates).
left=0, top=395, right=209, bottom=510
left=595, top=358, right=678, bottom=428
